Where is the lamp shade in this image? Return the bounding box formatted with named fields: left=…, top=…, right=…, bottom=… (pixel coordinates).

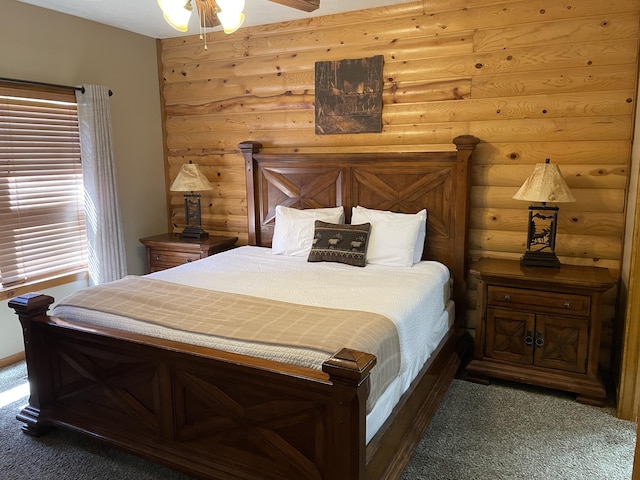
left=512, top=159, right=575, bottom=203
left=217, top=11, right=245, bottom=33
left=170, top=163, right=214, bottom=192
left=157, top=0, right=192, bottom=32
left=216, top=0, right=245, bottom=33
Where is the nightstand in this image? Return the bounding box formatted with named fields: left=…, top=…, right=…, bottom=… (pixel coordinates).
left=140, top=233, right=238, bottom=273
left=466, top=257, right=615, bottom=405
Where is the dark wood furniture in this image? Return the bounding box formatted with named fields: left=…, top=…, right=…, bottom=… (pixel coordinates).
left=140, top=233, right=238, bottom=273
left=466, top=257, right=615, bottom=405
left=8, top=136, right=479, bottom=480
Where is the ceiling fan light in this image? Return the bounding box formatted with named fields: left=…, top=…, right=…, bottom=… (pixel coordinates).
left=157, top=0, right=192, bottom=32
left=218, top=11, right=245, bottom=34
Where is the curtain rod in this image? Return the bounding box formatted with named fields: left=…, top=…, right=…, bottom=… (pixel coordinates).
left=0, top=77, right=113, bottom=96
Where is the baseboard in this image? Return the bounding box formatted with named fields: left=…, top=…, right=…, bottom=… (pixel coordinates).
left=0, top=352, right=25, bottom=368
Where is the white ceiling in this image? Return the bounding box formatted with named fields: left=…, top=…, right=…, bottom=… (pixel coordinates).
left=17, top=0, right=411, bottom=39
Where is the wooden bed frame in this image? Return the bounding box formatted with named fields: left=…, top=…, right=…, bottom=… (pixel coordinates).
left=9, top=135, right=479, bottom=480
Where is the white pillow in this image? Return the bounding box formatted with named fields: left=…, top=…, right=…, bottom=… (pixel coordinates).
left=351, top=206, right=427, bottom=266
left=413, top=212, right=427, bottom=263
left=272, top=205, right=345, bottom=256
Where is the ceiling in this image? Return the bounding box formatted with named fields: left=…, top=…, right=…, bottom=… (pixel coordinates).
left=17, top=0, right=411, bottom=39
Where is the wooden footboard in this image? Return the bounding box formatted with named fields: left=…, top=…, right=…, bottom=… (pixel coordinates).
left=9, top=140, right=476, bottom=479
left=9, top=293, right=463, bottom=480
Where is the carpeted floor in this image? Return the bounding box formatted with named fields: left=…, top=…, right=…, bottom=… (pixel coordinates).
left=0, top=361, right=636, bottom=479
left=402, top=379, right=636, bottom=480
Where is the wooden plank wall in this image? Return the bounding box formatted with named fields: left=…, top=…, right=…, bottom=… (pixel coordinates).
left=158, top=0, right=639, bottom=369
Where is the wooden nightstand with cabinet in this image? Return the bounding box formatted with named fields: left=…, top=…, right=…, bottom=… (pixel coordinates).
left=140, top=233, right=237, bottom=273
left=466, top=257, right=615, bottom=406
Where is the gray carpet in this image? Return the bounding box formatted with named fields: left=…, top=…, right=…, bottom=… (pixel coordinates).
left=0, top=361, right=636, bottom=479
left=402, top=379, right=636, bottom=480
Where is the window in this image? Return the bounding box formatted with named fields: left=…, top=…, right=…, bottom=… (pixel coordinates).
left=0, top=83, right=87, bottom=296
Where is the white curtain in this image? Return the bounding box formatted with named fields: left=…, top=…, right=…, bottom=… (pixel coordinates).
left=76, top=85, right=127, bottom=285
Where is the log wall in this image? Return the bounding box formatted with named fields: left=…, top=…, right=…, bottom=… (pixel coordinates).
left=158, top=0, right=640, bottom=371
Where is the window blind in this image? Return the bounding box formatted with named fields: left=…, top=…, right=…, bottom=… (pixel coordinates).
left=0, top=84, right=87, bottom=290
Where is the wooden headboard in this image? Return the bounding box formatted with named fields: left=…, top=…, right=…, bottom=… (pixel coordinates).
left=239, top=136, right=480, bottom=327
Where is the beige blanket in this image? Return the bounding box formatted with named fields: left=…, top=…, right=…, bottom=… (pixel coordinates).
left=55, top=276, right=401, bottom=412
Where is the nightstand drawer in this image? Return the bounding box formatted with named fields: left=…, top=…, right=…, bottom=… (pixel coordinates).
left=487, top=285, right=591, bottom=317
left=141, top=234, right=238, bottom=274
left=148, top=249, right=201, bottom=269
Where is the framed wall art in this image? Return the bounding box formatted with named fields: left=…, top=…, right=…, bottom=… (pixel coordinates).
left=315, top=55, right=384, bottom=135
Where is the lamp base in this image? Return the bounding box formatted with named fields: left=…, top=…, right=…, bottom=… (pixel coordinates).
left=180, top=226, right=209, bottom=239
left=520, top=251, right=561, bottom=268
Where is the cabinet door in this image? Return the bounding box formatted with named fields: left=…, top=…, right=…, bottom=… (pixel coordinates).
left=533, top=315, right=588, bottom=373
left=486, top=307, right=535, bottom=365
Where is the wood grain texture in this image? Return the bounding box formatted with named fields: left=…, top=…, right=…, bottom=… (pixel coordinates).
left=7, top=145, right=474, bottom=480
left=158, top=0, right=640, bottom=383
left=468, top=258, right=614, bottom=404
left=240, top=137, right=478, bottom=323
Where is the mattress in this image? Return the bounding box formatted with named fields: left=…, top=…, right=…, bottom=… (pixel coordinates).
left=52, top=245, right=453, bottom=443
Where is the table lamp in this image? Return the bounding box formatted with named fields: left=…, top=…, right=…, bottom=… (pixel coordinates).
left=170, top=162, right=214, bottom=239
left=512, top=158, right=575, bottom=268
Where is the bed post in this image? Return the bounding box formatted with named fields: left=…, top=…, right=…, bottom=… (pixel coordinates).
left=8, top=293, right=56, bottom=436
left=239, top=140, right=263, bottom=246
left=452, top=135, right=480, bottom=330
left=322, top=348, right=376, bottom=480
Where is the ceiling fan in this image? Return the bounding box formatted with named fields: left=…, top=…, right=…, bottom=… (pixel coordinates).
left=158, top=0, right=320, bottom=35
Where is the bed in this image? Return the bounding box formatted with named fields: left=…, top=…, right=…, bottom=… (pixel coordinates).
left=8, top=135, right=479, bottom=480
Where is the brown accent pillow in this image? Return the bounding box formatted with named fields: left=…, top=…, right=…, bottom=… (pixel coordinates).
left=307, top=221, right=371, bottom=267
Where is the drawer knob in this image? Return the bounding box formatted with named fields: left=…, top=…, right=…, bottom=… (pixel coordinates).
left=503, top=294, right=511, bottom=302
left=525, top=331, right=534, bottom=346
left=535, top=332, right=545, bottom=348
left=155, top=255, right=161, bottom=261
left=563, top=301, right=571, bottom=309
left=185, top=258, right=192, bottom=263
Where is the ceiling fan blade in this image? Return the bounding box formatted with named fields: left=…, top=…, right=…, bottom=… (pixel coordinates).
left=196, top=0, right=221, bottom=28
left=267, top=0, right=320, bottom=13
